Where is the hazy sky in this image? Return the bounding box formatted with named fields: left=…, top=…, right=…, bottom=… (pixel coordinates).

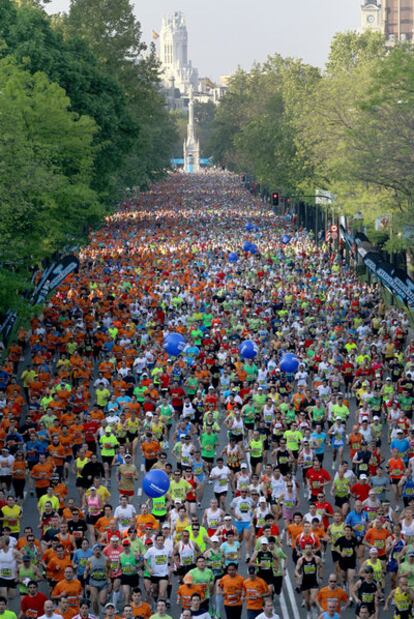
left=46, top=0, right=362, bottom=80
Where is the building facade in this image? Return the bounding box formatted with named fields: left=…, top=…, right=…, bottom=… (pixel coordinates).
left=159, top=12, right=199, bottom=95
left=360, top=0, right=414, bottom=42
left=360, top=0, right=383, bottom=32
left=383, top=0, right=414, bottom=42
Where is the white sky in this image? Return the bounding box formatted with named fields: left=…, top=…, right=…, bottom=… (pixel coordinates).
left=46, top=0, right=362, bottom=80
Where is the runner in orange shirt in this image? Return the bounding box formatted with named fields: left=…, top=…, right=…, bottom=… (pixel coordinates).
left=315, top=575, right=349, bottom=613
left=242, top=566, right=269, bottom=614
left=388, top=447, right=405, bottom=501
left=218, top=563, right=245, bottom=618
left=31, top=454, right=55, bottom=499
left=51, top=567, right=83, bottom=617
left=363, top=520, right=392, bottom=558
left=141, top=433, right=161, bottom=472
left=48, top=545, right=73, bottom=586
left=176, top=574, right=204, bottom=610
left=130, top=590, right=152, bottom=618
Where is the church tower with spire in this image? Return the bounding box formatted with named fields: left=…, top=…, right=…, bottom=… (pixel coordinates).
left=183, top=87, right=200, bottom=173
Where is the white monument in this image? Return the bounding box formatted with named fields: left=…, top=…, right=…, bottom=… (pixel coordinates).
left=159, top=12, right=198, bottom=95
left=183, top=88, right=200, bottom=173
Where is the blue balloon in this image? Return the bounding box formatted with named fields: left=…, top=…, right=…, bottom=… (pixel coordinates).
left=228, top=252, right=239, bottom=263
left=249, top=243, right=258, bottom=255
left=240, top=339, right=258, bottom=359
left=243, top=241, right=252, bottom=252
left=163, top=332, right=186, bottom=356
left=280, top=354, right=299, bottom=373
left=143, top=469, right=170, bottom=498
left=281, top=235, right=291, bottom=245
left=245, top=222, right=254, bottom=232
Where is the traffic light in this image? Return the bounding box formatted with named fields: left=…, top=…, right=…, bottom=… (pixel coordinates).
left=272, top=192, right=279, bottom=206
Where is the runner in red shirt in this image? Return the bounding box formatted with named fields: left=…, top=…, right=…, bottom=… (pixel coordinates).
left=306, top=460, right=331, bottom=500
left=20, top=582, right=48, bottom=619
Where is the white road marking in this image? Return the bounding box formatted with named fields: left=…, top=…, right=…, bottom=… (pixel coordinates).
left=284, top=569, right=301, bottom=619
left=280, top=591, right=290, bottom=619
left=137, top=488, right=142, bottom=496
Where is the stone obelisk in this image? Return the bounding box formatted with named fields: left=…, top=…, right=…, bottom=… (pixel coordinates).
left=183, top=87, right=200, bottom=173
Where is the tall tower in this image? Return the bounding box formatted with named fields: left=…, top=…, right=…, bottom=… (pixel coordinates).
left=183, top=88, right=200, bottom=173
left=382, top=0, right=414, bottom=42
left=159, top=12, right=198, bottom=95
left=360, top=1, right=383, bottom=32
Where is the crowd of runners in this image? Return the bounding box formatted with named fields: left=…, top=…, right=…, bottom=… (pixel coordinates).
left=0, top=172, right=413, bottom=619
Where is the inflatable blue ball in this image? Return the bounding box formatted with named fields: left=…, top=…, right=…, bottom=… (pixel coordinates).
left=163, top=332, right=186, bottom=356
left=242, top=241, right=252, bottom=252
left=280, top=354, right=300, bottom=373
left=281, top=235, right=291, bottom=245
left=245, top=223, right=254, bottom=232
left=249, top=243, right=258, bottom=255
left=229, top=252, right=239, bottom=263
left=240, top=339, right=258, bottom=359
left=143, top=469, right=170, bottom=498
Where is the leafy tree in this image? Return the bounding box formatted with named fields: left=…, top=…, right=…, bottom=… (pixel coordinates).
left=210, top=56, right=319, bottom=195
left=66, top=0, right=145, bottom=74
left=65, top=0, right=177, bottom=188
left=0, top=0, right=134, bottom=201
left=0, top=58, right=99, bottom=313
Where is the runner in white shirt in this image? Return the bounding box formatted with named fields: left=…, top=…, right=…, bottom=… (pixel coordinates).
left=209, top=459, right=231, bottom=509
left=114, top=496, right=136, bottom=533
left=230, top=489, right=254, bottom=560
left=255, top=597, right=281, bottom=619
left=38, top=600, right=64, bottom=619
left=143, top=534, right=171, bottom=599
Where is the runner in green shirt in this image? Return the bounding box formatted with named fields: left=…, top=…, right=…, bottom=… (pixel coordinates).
left=99, top=427, right=119, bottom=484
left=200, top=428, right=219, bottom=472
left=149, top=599, right=173, bottom=619
left=187, top=556, right=215, bottom=601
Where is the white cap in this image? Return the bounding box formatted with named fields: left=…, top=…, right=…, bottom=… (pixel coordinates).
left=360, top=474, right=368, bottom=480
left=241, top=463, right=248, bottom=468
left=211, top=535, right=220, bottom=542
left=259, top=497, right=267, bottom=503
left=260, top=537, right=269, bottom=544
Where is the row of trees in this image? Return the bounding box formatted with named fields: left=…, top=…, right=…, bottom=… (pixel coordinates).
left=209, top=32, right=414, bottom=266
left=0, top=0, right=177, bottom=315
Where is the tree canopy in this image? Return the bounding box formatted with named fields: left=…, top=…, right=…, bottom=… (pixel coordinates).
left=0, top=0, right=177, bottom=317
left=210, top=31, right=414, bottom=259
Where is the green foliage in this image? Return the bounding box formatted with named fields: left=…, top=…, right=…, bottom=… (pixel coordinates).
left=65, top=1, right=177, bottom=190
left=210, top=56, right=320, bottom=195
left=210, top=30, right=414, bottom=262
left=301, top=33, right=414, bottom=237
left=0, top=58, right=100, bottom=312
left=194, top=100, right=215, bottom=158
left=0, top=0, right=177, bottom=319
left=66, top=0, right=145, bottom=74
